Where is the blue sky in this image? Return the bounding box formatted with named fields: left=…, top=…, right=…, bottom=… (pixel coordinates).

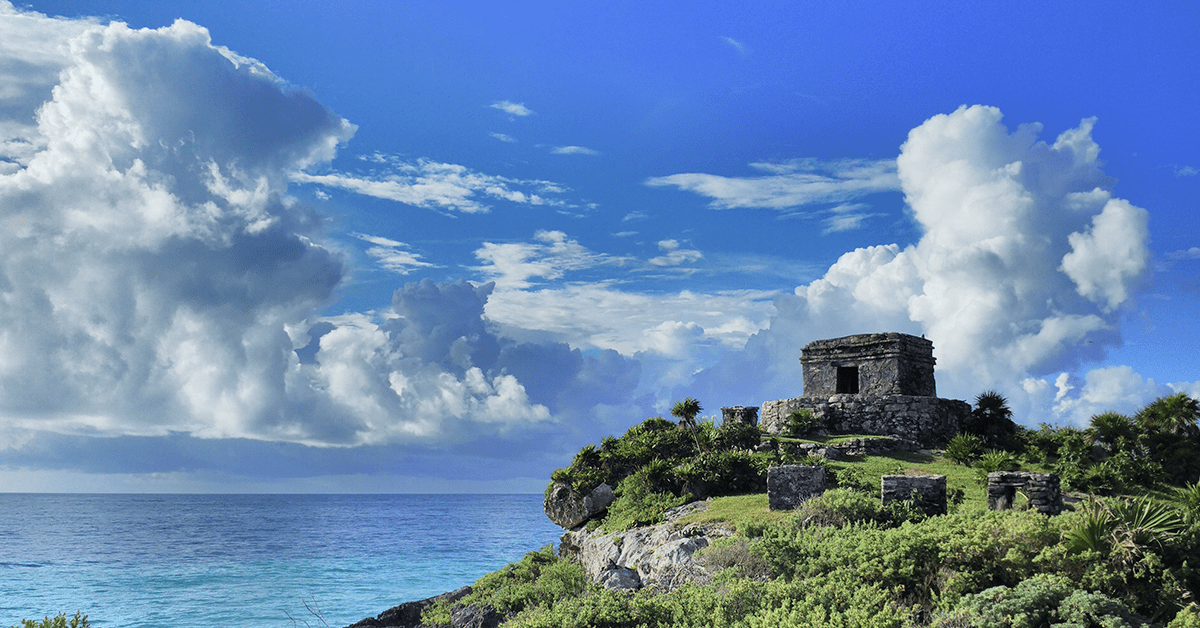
left=0, top=0, right=1197, bottom=492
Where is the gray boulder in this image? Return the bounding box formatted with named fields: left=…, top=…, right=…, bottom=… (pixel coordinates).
left=543, top=482, right=614, bottom=529
left=344, top=586, right=471, bottom=628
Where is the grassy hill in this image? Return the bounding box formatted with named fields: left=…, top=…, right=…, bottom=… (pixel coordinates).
left=420, top=393, right=1200, bottom=628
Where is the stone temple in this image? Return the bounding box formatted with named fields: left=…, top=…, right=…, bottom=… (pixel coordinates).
left=760, top=332, right=970, bottom=447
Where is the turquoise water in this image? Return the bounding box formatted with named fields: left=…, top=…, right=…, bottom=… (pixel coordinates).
left=0, top=494, right=562, bottom=628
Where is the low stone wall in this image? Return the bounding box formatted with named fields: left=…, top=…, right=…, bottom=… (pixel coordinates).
left=881, top=474, right=946, bottom=516
left=781, top=436, right=918, bottom=461
left=987, top=471, right=1063, bottom=515
left=767, top=464, right=826, bottom=510
left=760, top=394, right=970, bottom=447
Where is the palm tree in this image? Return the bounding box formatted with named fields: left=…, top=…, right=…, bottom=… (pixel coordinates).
left=671, top=397, right=705, bottom=454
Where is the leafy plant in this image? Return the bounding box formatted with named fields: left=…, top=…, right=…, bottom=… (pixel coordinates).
left=967, top=390, right=1021, bottom=451
left=11, top=613, right=90, bottom=628
left=784, top=408, right=819, bottom=438
left=671, top=397, right=705, bottom=453
left=945, top=433, right=984, bottom=466
left=974, top=449, right=1021, bottom=479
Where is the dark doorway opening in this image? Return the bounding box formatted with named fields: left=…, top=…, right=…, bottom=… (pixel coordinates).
left=836, top=366, right=859, bottom=394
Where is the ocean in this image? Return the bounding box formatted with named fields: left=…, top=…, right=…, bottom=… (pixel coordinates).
left=0, top=494, right=563, bottom=628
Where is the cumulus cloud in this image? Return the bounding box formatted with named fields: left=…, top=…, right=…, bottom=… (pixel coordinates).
left=646, top=158, right=899, bottom=210
left=685, top=105, right=1153, bottom=426
left=490, top=132, right=516, bottom=143
left=490, top=100, right=534, bottom=117
left=291, top=157, right=565, bottom=214
left=0, top=7, right=620, bottom=458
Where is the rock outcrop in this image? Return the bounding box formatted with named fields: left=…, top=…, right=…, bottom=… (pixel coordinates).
left=345, top=586, right=472, bottom=628
left=544, top=482, right=615, bottom=529
left=558, top=501, right=733, bottom=592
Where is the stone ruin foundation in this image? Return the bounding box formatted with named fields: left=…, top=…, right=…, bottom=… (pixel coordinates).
left=881, top=474, right=946, bottom=516
left=721, top=406, right=759, bottom=427
left=767, top=465, right=826, bottom=510
left=987, top=471, right=1063, bottom=515
left=759, top=333, right=972, bottom=448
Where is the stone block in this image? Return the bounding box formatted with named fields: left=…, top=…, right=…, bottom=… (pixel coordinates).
left=721, top=406, right=759, bottom=426
left=767, top=464, right=826, bottom=510
left=881, top=474, right=946, bottom=516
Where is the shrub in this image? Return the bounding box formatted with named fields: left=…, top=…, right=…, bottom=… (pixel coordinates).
left=11, top=613, right=90, bottom=628
left=793, top=488, right=880, bottom=528
left=422, top=546, right=589, bottom=625
left=932, top=573, right=1150, bottom=628
left=966, top=391, right=1021, bottom=451
left=603, top=469, right=691, bottom=531
left=785, top=409, right=819, bottom=438
left=715, top=420, right=761, bottom=451
left=945, top=433, right=984, bottom=466
left=974, top=449, right=1021, bottom=479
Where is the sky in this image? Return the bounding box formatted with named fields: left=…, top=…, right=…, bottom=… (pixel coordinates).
left=0, top=1, right=1197, bottom=493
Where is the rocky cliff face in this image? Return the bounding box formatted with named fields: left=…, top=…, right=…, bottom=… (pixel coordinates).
left=558, top=501, right=733, bottom=592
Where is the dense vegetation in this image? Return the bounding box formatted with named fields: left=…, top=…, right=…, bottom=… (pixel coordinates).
left=434, top=392, right=1200, bottom=627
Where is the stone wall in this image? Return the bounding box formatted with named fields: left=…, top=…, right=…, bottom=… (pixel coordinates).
left=767, top=464, right=826, bottom=510
left=721, top=406, right=759, bottom=427
left=801, top=333, right=936, bottom=397
left=760, top=394, right=970, bottom=447
left=987, top=471, right=1063, bottom=515
left=881, top=474, right=946, bottom=516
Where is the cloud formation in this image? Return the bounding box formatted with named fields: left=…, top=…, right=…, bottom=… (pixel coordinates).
left=490, top=100, right=534, bottom=117
left=292, top=157, right=565, bottom=214
left=646, top=158, right=899, bottom=210
left=551, top=145, right=599, bottom=156
left=686, top=105, right=1152, bottom=426
left=0, top=8, right=615, bottom=457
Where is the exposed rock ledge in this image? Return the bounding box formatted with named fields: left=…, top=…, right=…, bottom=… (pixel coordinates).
left=344, top=502, right=728, bottom=627
left=558, top=501, right=734, bottom=592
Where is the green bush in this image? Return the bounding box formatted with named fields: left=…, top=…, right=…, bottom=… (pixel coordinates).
left=793, top=488, right=881, bottom=528
left=932, top=573, right=1150, bottom=628
left=603, top=469, right=691, bottom=531
left=714, top=420, right=761, bottom=451
left=422, top=546, right=589, bottom=625
left=945, top=433, right=984, bottom=466
left=785, top=409, right=819, bottom=438
left=11, top=613, right=90, bottom=628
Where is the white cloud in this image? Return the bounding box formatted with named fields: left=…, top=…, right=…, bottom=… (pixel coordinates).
left=822, top=203, right=880, bottom=234
left=0, top=7, right=569, bottom=452
left=1167, top=247, right=1200, bottom=261
left=721, top=36, right=751, bottom=57
left=648, top=239, right=703, bottom=267
left=646, top=158, right=899, bottom=210
left=490, top=132, right=516, bottom=143
left=685, top=105, right=1152, bottom=426
left=1174, top=165, right=1198, bottom=177
left=490, top=100, right=534, bottom=117
left=473, top=230, right=621, bottom=290
left=292, top=159, right=565, bottom=214
left=353, top=232, right=437, bottom=274
left=551, top=145, right=599, bottom=156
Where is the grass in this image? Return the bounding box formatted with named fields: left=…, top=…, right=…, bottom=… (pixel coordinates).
left=673, top=493, right=794, bottom=531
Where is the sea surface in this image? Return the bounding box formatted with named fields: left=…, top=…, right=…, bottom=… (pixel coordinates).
left=0, top=494, right=563, bottom=628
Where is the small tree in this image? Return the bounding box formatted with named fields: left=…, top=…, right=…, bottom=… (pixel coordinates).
left=968, top=390, right=1020, bottom=451
left=671, top=397, right=705, bottom=453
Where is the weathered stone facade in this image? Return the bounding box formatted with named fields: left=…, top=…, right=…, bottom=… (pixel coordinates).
left=767, top=464, right=826, bottom=510
left=760, top=394, right=971, bottom=447
left=760, top=333, right=969, bottom=447
left=987, top=471, right=1063, bottom=515
left=881, top=474, right=947, bottom=516
left=802, top=333, right=936, bottom=397
left=721, top=406, right=759, bottom=427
